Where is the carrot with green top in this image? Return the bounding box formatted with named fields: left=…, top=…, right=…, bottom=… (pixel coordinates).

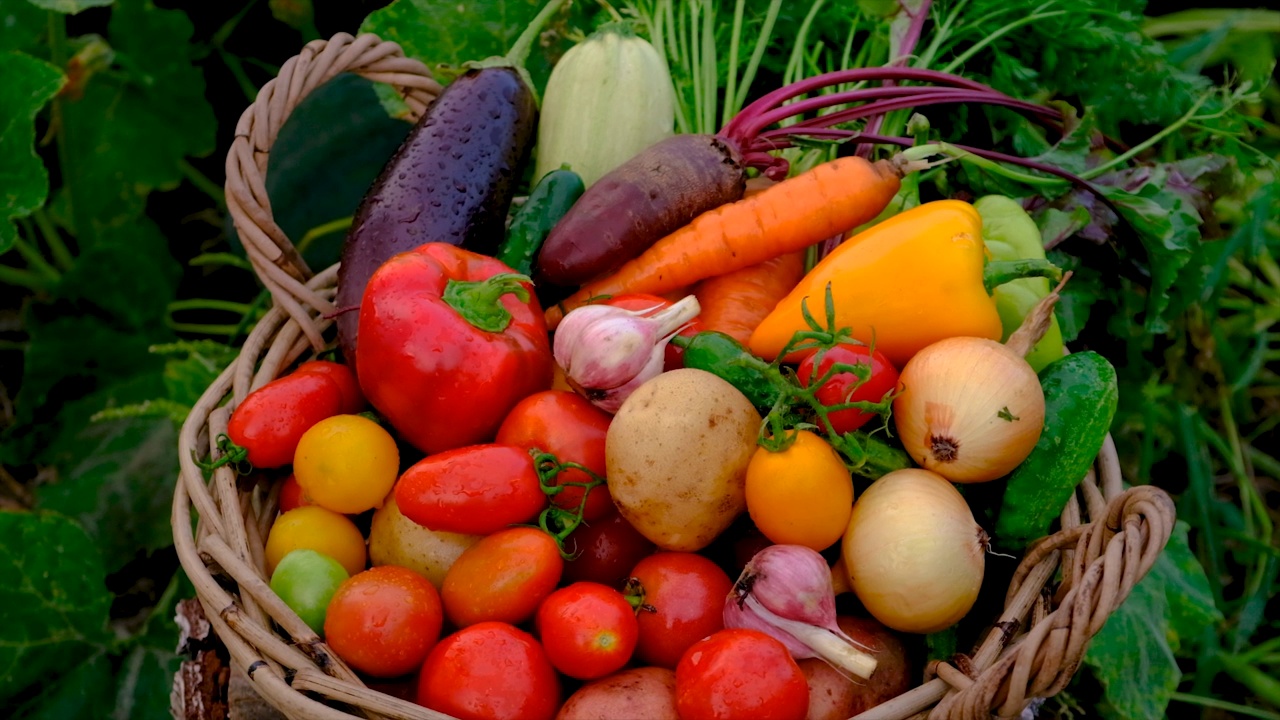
left=544, top=155, right=907, bottom=329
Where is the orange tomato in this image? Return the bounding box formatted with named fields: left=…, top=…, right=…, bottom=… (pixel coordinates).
left=441, top=527, right=564, bottom=628
left=744, top=430, right=853, bottom=551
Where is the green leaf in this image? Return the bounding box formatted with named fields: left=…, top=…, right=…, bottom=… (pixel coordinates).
left=11, top=572, right=192, bottom=719
left=0, top=52, right=65, bottom=253
left=25, top=0, right=113, bottom=13
left=11, top=651, right=116, bottom=720
left=358, top=0, right=584, bottom=115
left=154, top=341, right=237, bottom=407
left=58, top=0, right=215, bottom=242
left=57, top=218, right=182, bottom=328
left=243, top=73, right=413, bottom=269
left=10, top=316, right=167, bottom=446
left=0, top=510, right=112, bottom=706
left=1157, top=521, right=1223, bottom=652
left=1045, top=250, right=1105, bottom=343
left=36, top=417, right=179, bottom=573
left=1083, top=570, right=1180, bottom=720
left=1101, top=178, right=1202, bottom=333
left=0, top=3, right=48, bottom=53
left=269, top=0, right=317, bottom=38
left=1083, top=519, right=1222, bottom=720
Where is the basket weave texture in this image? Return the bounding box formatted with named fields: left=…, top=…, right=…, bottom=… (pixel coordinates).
left=173, top=32, right=1178, bottom=720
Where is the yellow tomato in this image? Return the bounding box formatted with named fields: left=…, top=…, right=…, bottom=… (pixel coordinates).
left=294, top=414, right=399, bottom=514
left=745, top=430, right=853, bottom=551
left=265, top=506, right=367, bottom=576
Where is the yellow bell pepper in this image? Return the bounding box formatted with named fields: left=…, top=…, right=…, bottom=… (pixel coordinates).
left=748, top=200, right=1060, bottom=369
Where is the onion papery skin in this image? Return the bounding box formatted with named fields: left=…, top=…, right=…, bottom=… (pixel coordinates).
left=892, top=337, right=1045, bottom=483
left=841, top=469, right=986, bottom=634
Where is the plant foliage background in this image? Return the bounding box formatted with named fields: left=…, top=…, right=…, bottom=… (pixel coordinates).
left=0, top=0, right=1277, bottom=717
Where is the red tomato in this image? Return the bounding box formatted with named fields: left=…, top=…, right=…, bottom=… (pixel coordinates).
left=535, top=582, right=639, bottom=680
left=675, top=628, right=809, bottom=720
left=562, top=511, right=656, bottom=588
left=495, top=390, right=614, bottom=522
left=357, top=243, right=553, bottom=455
left=417, top=622, right=561, bottom=720
left=629, top=552, right=734, bottom=669
left=293, top=360, right=366, bottom=414
left=276, top=473, right=313, bottom=513
left=796, top=343, right=899, bottom=434
left=395, top=444, right=546, bottom=535
left=323, top=566, right=443, bottom=678
left=225, top=364, right=347, bottom=468
left=599, top=294, right=703, bottom=371
left=441, top=527, right=564, bottom=628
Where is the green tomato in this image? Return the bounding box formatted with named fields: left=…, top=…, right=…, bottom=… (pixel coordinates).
left=269, top=548, right=350, bottom=635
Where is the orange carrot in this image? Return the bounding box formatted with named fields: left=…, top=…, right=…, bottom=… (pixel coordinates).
left=692, top=252, right=806, bottom=345
left=544, top=155, right=905, bottom=329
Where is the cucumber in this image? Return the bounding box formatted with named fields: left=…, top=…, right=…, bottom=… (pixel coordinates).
left=993, top=351, right=1118, bottom=550
left=496, top=167, right=584, bottom=275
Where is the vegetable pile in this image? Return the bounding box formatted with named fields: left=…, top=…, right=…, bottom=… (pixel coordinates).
left=177, top=1, right=1256, bottom=718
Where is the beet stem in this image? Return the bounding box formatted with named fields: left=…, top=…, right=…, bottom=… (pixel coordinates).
left=721, top=67, right=995, bottom=142
left=746, top=88, right=1060, bottom=140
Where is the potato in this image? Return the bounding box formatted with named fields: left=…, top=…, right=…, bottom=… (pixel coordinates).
left=799, top=616, right=913, bottom=720
left=367, top=493, right=480, bottom=588
left=555, top=667, right=679, bottom=720
left=606, top=368, right=761, bottom=552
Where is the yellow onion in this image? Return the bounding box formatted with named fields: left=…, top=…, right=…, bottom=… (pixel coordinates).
left=841, top=469, right=986, bottom=634
left=892, top=336, right=1044, bottom=483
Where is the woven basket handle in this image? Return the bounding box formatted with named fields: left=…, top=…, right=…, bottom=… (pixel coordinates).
left=224, top=32, right=442, bottom=351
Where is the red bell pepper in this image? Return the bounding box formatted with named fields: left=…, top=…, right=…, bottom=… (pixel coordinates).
left=356, top=243, right=553, bottom=454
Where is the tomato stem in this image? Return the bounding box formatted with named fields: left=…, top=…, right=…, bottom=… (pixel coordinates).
left=192, top=433, right=252, bottom=476
left=530, top=448, right=607, bottom=560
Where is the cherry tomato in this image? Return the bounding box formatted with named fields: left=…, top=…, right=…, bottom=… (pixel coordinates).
left=629, top=552, right=733, bottom=668
left=495, top=390, right=613, bottom=522
left=293, top=360, right=365, bottom=414
left=745, top=430, right=853, bottom=551
left=441, top=527, right=563, bottom=628
left=265, top=506, right=366, bottom=576
left=562, top=511, right=656, bottom=588
left=277, top=473, right=313, bottom=513
left=324, top=565, right=443, bottom=678
left=416, top=621, right=561, bottom=720
left=600, top=294, right=703, bottom=371
left=535, top=582, right=639, bottom=680
left=796, top=343, right=899, bottom=434
left=226, top=365, right=346, bottom=468
left=675, top=628, right=809, bottom=720
left=395, top=444, right=546, bottom=535
left=294, top=414, right=399, bottom=515
left=269, top=548, right=349, bottom=635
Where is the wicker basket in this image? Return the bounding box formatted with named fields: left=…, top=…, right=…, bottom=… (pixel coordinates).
left=172, top=32, right=1179, bottom=720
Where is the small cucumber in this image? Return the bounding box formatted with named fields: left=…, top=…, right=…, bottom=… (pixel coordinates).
left=993, top=351, right=1118, bottom=550
left=496, top=167, right=584, bottom=275
left=676, top=331, right=779, bottom=411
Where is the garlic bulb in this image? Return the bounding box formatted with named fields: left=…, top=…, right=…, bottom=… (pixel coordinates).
left=553, top=296, right=700, bottom=413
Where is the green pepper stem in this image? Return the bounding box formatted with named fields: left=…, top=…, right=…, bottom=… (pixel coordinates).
left=983, top=259, right=1063, bottom=294
left=442, top=272, right=531, bottom=333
